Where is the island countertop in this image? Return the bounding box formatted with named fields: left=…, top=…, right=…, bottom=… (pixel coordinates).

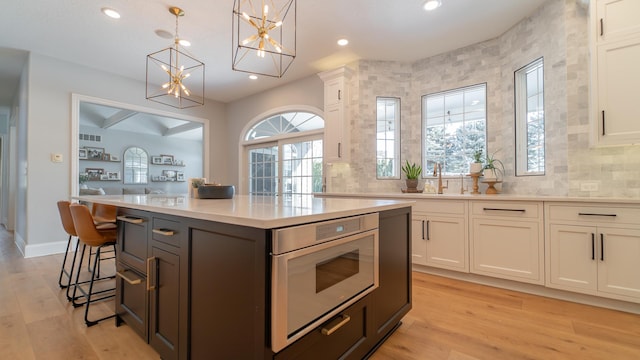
left=74, top=194, right=414, bottom=229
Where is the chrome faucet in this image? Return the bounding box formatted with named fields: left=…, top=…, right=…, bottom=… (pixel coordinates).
left=437, top=163, right=448, bottom=194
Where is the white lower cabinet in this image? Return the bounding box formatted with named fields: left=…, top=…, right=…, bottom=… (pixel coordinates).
left=470, top=201, right=544, bottom=285
left=411, top=200, right=468, bottom=272
left=546, top=203, right=640, bottom=303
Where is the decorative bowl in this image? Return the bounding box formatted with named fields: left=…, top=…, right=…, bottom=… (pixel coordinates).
left=197, top=184, right=235, bottom=199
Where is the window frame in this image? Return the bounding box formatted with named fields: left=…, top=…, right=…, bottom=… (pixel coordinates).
left=421, top=83, right=487, bottom=177
left=376, top=96, right=401, bottom=179
left=514, top=57, right=545, bottom=176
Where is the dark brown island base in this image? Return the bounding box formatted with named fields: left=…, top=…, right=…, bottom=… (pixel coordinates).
left=77, top=194, right=413, bottom=359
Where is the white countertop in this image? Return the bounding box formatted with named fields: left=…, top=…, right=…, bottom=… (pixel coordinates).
left=316, top=192, right=640, bottom=204
left=74, top=194, right=414, bottom=229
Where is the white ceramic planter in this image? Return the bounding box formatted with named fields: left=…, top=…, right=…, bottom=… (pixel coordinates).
left=469, top=162, right=483, bottom=174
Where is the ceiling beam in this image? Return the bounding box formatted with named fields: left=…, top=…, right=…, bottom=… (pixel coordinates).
left=163, top=122, right=203, bottom=137
left=102, top=110, right=137, bottom=128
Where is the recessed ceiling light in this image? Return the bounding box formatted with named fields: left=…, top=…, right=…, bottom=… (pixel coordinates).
left=249, top=75, right=258, bottom=80
left=101, top=7, right=121, bottom=19
left=423, top=0, right=442, bottom=11
left=337, top=38, right=349, bottom=46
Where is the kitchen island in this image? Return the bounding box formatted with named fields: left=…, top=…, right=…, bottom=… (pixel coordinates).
left=76, top=194, right=413, bottom=360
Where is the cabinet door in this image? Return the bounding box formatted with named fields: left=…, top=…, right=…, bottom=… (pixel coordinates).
left=324, top=76, right=344, bottom=107
left=597, top=0, right=640, bottom=43
left=323, top=103, right=346, bottom=162
left=597, top=227, right=640, bottom=300
left=424, top=215, right=468, bottom=272
left=548, top=224, right=598, bottom=293
left=148, top=245, right=180, bottom=360
left=411, top=216, right=427, bottom=265
left=471, top=218, right=543, bottom=284
left=596, top=37, right=640, bottom=145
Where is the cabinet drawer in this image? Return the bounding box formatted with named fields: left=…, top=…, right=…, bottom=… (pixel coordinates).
left=471, top=201, right=541, bottom=219
left=547, top=204, right=640, bottom=225
left=274, top=296, right=370, bottom=360
left=117, top=212, right=150, bottom=274
left=152, top=217, right=184, bottom=248
left=115, top=263, right=147, bottom=340
left=413, top=199, right=466, bottom=215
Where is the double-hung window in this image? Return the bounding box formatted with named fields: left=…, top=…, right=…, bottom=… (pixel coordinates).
left=376, top=97, right=401, bottom=179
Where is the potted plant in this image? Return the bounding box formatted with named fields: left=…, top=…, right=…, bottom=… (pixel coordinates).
left=483, top=151, right=505, bottom=181
left=401, top=160, right=422, bottom=192
left=190, top=178, right=205, bottom=198
left=470, top=149, right=483, bottom=174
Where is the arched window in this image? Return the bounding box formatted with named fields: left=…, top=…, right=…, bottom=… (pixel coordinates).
left=243, top=111, right=324, bottom=198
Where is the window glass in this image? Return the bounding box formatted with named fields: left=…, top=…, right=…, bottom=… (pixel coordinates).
left=245, top=111, right=323, bottom=197
left=515, top=58, right=544, bottom=176
left=422, top=84, right=487, bottom=176
left=376, top=97, right=401, bottom=179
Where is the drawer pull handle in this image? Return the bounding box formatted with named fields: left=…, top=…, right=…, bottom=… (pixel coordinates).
left=147, top=257, right=156, bottom=291
left=321, top=314, right=351, bottom=336
left=600, top=234, right=604, bottom=261
left=578, top=213, right=616, bottom=217
left=152, top=228, right=175, bottom=236
left=482, top=208, right=525, bottom=213
left=117, top=216, right=144, bottom=224
left=116, top=270, right=142, bottom=285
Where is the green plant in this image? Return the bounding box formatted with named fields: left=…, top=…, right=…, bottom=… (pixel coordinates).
left=191, top=178, right=205, bottom=188
left=401, top=160, right=422, bottom=180
left=483, top=151, right=505, bottom=177
left=472, top=149, right=483, bottom=163
left=79, top=173, right=89, bottom=184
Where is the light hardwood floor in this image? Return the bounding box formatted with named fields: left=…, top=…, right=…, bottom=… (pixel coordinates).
left=1, top=226, right=638, bottom=359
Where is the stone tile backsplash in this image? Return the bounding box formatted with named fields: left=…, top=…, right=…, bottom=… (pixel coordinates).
left=326, top=0, right=640, bottom=198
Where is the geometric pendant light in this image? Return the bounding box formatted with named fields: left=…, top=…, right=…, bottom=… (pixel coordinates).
left=232, top=0, right=296, bottom=78
left=146, top=6, right=205, bottom=109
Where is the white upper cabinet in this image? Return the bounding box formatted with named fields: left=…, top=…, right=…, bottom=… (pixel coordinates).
left=318, top=66, right=353, bottom=163
left=592, top=0, right=640, bottom=146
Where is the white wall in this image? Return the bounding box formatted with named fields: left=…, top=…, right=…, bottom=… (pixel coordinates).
left=226, top=74, right=324, bottom=192
left=23, top=53, right=226, bottom=257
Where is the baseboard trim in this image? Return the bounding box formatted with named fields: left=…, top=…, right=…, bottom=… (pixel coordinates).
left=414, top=264, right=640, bottom=315
left=23, top=240, right=69, bottom=258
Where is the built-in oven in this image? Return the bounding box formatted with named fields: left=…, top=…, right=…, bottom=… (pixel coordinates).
left=271, top=213, right=379, bottom=353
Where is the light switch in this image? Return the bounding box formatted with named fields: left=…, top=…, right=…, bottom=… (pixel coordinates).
left=51, top=153, right=63, bottom=163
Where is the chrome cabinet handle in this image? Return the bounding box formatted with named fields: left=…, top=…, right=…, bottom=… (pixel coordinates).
left=117, top=216, right=144, bottom=224
left=152, top=228, right=175, bottom=236
left=321, top=314, right=351, bottom=336
left=146, top=257, right=156, bottom=291
left=116, top=270, right=142, bottom=285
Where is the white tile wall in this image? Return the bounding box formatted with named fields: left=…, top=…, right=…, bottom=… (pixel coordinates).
left=327, top=0, right=640, bottom=198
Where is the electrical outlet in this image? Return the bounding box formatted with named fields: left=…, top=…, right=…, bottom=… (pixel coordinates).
left=580, top=182, right=599, bottom=192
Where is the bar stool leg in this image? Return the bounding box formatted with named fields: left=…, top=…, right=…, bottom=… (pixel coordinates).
left=71, top=244, right=88, bottom=308
left=57, top=234, right=74, bottom=288
left=84, top=244, right=117, bottom=327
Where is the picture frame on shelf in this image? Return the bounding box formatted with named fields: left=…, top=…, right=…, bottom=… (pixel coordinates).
left=110, top=154, right=120, bottom=162
left=151, top=156, right=162, bottom=165
left=79, top=148, right=88, bottom=159
left=161, top=154, right=174, bottom=165
left=102, top=153, right=111, bottom=161
left=158, top=175, right=167, bottom=181
left=107, top=171, right=120, bottom=180
left=86, top=168, right=104, bottom=181
left=163, top=170, right=177, bottom=181
left=100, top=174, right=109, bottom=180
left=176, top=171, right=184, bottom=181
left=85, top=147, right=105, bottom=160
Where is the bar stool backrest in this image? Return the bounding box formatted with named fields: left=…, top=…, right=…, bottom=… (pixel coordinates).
left=57, top=201, right=78, bottom=237
left=69, top=204, right=116, bottom=247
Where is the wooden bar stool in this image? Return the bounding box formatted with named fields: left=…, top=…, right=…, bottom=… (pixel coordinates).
left=69, top=203, right=118, bottom=326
